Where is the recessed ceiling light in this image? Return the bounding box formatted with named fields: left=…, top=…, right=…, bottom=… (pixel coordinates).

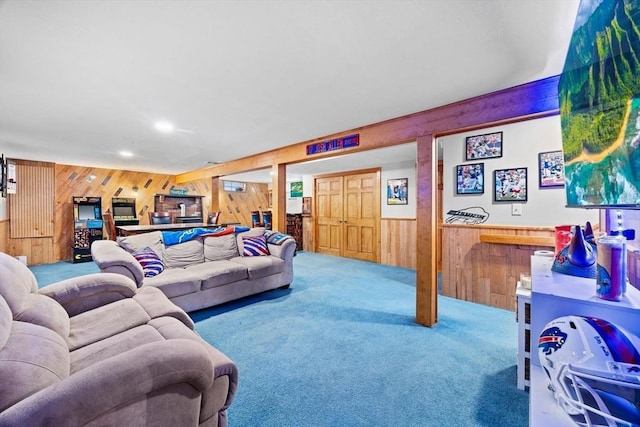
left=119, top=150, right=133, bottom=158
left=154, top=121, right=175, bottom=133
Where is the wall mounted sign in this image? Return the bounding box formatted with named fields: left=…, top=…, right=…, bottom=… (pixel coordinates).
left=306, top=134, right=359, bottom=155
left=445, top=207, right=489, bottom=224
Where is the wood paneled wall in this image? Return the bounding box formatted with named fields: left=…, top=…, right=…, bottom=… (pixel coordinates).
left=53, top=163, right=212, bottom=261
left=4, top=161, right=56, bottom=265
left=0, top=220, right=7, bottom=254
left=381, top=218, right=417, bottom=269
left=217, top=182, right=269, bottom=227
left=441, top=224, right=555, bottom=310
left=9, top=161, right=55, bottom=238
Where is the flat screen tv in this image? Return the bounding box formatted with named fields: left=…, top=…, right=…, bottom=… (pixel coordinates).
left=559, top=0, right=640, bottom=208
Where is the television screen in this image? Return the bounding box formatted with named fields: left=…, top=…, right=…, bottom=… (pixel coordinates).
left=559, top=0, right=640, bottom=208
left=113, top=206, right=135, bottom=218
left=78, top=204, right=96, bottom=220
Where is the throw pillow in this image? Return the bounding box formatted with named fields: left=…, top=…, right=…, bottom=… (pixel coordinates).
left=264, top=230, right=293, bottom=245
left=133, top=246, right=164, bottom=277
left=242, top=235, right=270, bottom=257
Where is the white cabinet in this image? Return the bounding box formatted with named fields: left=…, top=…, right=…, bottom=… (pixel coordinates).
left=528, top=255, right=640, bottom=426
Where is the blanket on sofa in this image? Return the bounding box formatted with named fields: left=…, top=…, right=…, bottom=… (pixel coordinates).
left=162, top=226, right=250, bottom=246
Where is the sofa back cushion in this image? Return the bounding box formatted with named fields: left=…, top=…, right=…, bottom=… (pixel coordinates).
left=204, top=234, right=238, bottom=261
left=117, top=231, right=165, bottom=258
left=163, top=239, right=205, bottom=268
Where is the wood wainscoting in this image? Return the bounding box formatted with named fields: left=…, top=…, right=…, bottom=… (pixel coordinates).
left=442, top=224, right=555, bottom=310
left=381, top=218, right=417, bottom=269
left=0, top=219, right=8, bottom=254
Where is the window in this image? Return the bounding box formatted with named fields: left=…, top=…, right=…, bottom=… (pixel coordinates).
left=223, top=181, right=246, bottom=192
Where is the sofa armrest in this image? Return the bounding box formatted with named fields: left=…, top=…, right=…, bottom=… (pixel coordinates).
left=91, top=240, right=145, bottom=286
left=0, top=339, right=214, bottom=427
left=39, top=273, right=137, bottom=317
left=267, top=238, right=297, bottom=261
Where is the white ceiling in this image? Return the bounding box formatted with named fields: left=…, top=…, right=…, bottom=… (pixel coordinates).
left=0, top=0, right=580, bottom=179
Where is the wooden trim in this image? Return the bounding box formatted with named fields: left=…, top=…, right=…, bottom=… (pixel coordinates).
left=313, top=167, right=381, bottom=180
left=443, top=223, right=555, bottom=231
left=381, top=217, right=416, bottom=221
left=479, top=234, right=555, bottom=247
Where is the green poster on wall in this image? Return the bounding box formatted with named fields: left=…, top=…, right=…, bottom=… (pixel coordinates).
left=290, top=181, right=303, bottom=198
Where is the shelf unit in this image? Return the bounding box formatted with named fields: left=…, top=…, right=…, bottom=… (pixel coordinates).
left=515, top=285, right=531, bottom=391
left=154, top=194, right=203, bottom=223
left=286, top=214, right=303, bottom=251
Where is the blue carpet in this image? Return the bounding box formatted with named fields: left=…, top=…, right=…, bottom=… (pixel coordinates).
left=191, top=253, right=528, bottom=427
left=31, top=253, right=528, bottom=427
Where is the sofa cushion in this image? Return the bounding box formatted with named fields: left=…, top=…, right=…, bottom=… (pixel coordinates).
left=117, top=231, right=164, bottom=258
left=163, top=239, right=204, bottom=268
left=0, top=320, right=70, bottom=412
left=204, top=234, right=238, bottom=261
left=70, top=323, right=164, bottom=374
left=241, top=235, right=270, bottom=257
left=230, top=255, right=285, bottom=280
left=143, top=268, right=202, bottom=298
left=186, top=261, right=249, bottom=290
left=133, top=247, right=165, bottom=277
left=67, top=299, right=151, bottom=351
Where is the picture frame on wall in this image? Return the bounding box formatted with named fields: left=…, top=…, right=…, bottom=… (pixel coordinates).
left=387, top=178, right=408, bottom=205
left=302, top=196, right=312, bottom=216
left=538, top=150, right=565, bottom=188
left=494, top=167, right=528, bottom=202
left=456, top=163, right=484, bottom=194
left=465, top=131, right=503, bottom=160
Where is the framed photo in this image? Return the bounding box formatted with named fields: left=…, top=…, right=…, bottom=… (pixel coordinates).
left=494, top=167, right=528, bottom=202
left=387, top=178, right=408, bottom=205
left=465, top=131, right=503, bottom=160
left=538, top=150, right=565, bottom=188
left=456, top=163, right=484, bottom=194
left=302, top=196, right=312, bottom=216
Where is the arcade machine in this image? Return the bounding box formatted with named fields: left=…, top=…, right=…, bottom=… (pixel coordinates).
left=111, top=197, right=139, bottom=229
left=72, top=196, right=103, bottom=263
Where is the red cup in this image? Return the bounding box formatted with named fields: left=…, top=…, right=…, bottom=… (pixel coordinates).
left=555, top=225, right=572, bottom=255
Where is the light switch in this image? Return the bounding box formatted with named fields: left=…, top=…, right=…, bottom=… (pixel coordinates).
left=512, top=204, right=523, bottom=216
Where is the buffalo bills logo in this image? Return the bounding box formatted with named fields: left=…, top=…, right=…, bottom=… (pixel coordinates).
left=539, top=327, right=568, bottom=355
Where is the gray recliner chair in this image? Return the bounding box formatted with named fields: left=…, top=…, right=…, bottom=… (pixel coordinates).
left=0, top=252, right=237, bottom=426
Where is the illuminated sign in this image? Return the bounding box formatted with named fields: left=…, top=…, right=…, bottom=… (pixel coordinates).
left=306, top=134, right=359, bottom=155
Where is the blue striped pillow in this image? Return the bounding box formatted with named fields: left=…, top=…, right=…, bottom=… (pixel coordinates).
left=242, top=235, right=270, bottom=257
left=133, top=246, right=164, bottom=277
left=264, top=230, right=293, bottom=245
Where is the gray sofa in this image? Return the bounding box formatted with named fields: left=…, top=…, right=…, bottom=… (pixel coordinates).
left=0, top=251, right=237, bottom=427
left=91, top=227, right=296, bottom=312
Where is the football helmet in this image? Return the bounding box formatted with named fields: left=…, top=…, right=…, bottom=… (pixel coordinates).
left=538, top=315, right=640, bottom=427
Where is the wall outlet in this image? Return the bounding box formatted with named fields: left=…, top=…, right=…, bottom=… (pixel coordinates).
left=512, top=204, right=523, bottom=216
